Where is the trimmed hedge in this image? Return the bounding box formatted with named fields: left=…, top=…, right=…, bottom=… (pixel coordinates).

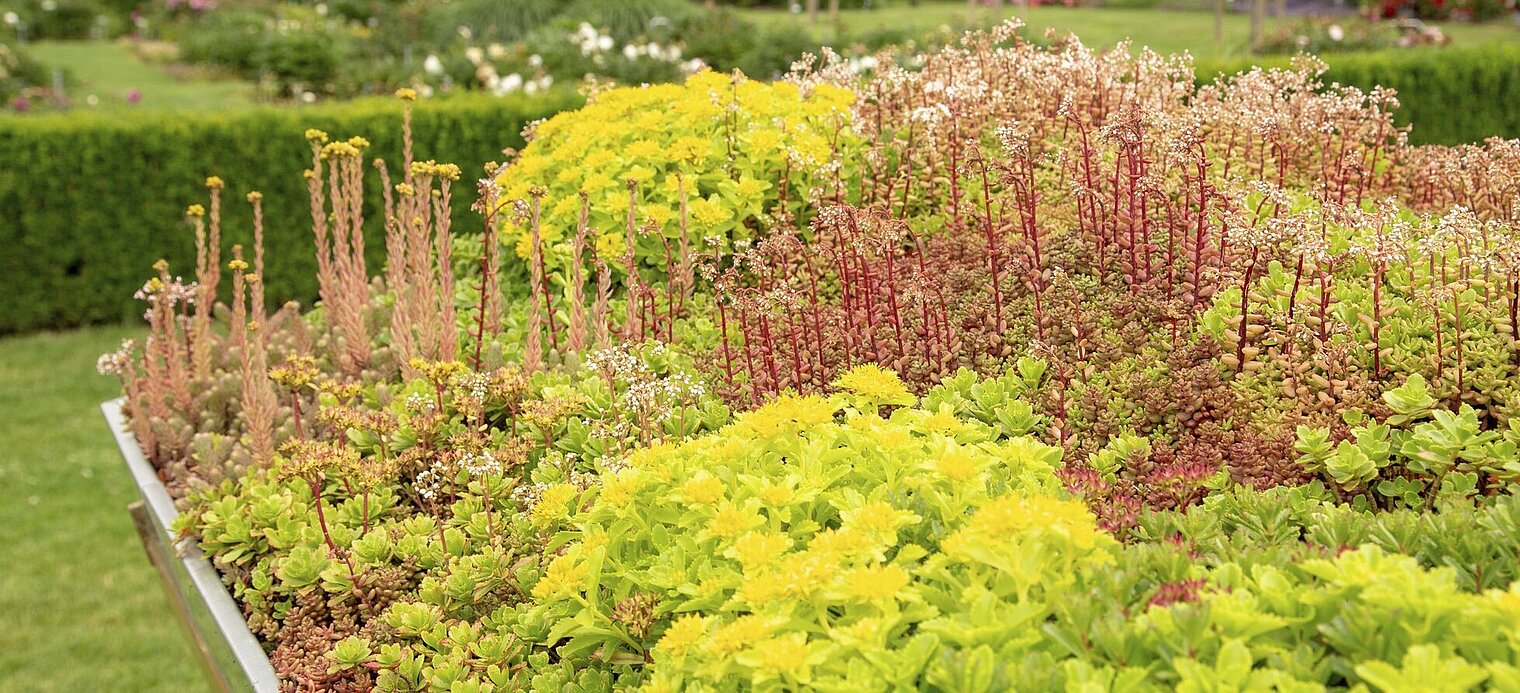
left=0, top=92, right=579, bottom=334
left=1198, top=45, right=1520, bottom=146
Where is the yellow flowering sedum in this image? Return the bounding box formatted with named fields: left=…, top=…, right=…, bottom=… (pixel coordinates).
left=707, top=614, right=776, bottom=656
left=531, top=549, right=589, bottom=601
left=726, top=531, right=792, bottom=569
left=954, top=494, right=1103, bottom=551
left=833, top=363, right=917, bottom=409
left=531, top=482, right=578, bottom=527
left=843, top=564, right=912, bottom=603
left=522, top=382, right=1093, bottom=689
left=655, top=613, right=710, bottom=658
left=679, top=474, right=725, bottom=505
left=495, top=70, right=859, bottom=279
left=730, top=392, right=839, bottom=438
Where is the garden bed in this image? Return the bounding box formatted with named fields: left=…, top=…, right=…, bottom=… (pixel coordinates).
left=101, top=399, right=278, bottom=692
left=96, top=19, right=1520, bottom=692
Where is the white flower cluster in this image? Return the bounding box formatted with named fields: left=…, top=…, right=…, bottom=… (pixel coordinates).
left=461, top=47, right=554, bottom=96
left=570, top=22, right=616, bottom=57
left=509, top=481, right=548, bottom=509
left=452, top=371, right=492, bottom=404
left=567, top=22, right=703, bottom=75
left=585, top=344, right=649, bottom=383
left=414, top=463, right=448, bottom=502
left=621, top=41, right=682, bottom=63
left=508, top=458, right=595, bottom=510
left=134, top=276, right=198, bottom=306
left=96, top=340, right=136, bottom=377
left=459, top=450, right=504, bottom=480
left=403, top=392, right=435, bottom=416
left=622, top=372, right=706, bottom=423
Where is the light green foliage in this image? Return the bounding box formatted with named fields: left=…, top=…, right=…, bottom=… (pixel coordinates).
left=1293, top=391, right=1520, bottom=507
left=1138, top=486, right=1520, bottom=591
left=920, top=359, right=1048, bottom=438
left=1356, top=645, right=1492, bottom=693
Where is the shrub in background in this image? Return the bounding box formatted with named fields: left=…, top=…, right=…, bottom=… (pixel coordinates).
left=1199, top=45, right=1520, bottom=146
left=0, top=37, right=48, bottom=103
left=1256, top=18, right=1403, bottom=56
left=8, top=0, right=119, bottom=40
left=0, top=90, right=579, bottom=334
left=173, top=5, right=357, bottom=99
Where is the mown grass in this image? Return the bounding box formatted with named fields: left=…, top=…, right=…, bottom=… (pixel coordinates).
left=737, top=2, right=1519, bottom=60
left=0, top=325, right=203, bottom=691
left=24, top=40, right=251, bottom=112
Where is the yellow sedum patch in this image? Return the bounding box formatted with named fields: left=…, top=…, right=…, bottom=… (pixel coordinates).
left=522, top=381, right=1094, bottom=689
left=495, top=70, right=859, bottom=279
left=844, top=564, right=912, bottom=603
left=531, top=550, right=588, bottom=601
left=654, top=613, right=710, bottom=658
left=833, top=363, right=917, bottom=408
left=679, top=474, right=725, bottom=505
left=530, top=482, right=578, bottom=527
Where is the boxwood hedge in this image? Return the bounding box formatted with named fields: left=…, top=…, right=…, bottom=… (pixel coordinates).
left=0, top=92, right=579, bottom=334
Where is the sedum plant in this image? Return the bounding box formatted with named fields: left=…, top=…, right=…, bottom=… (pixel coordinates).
left=97, top=17, right=1520, bottom=691
left=497, top=70, right=859, bottom=278
left=519, top=366, right=1095, bottom=689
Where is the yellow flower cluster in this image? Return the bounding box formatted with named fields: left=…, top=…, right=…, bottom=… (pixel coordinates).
left=833, top=363, right=916, bottom=408
left=531, top=483, right=579, bottom=528
left=531, top=548, right=590, bottom=601
left=730, top=392, right=840, bottom=438
left=941, top=493, right=1105, bottom=559
left=319, top=136, right=370, bottom=160
left=494, top=70, right=859, bottom=277
left=680, top=474, right=725, bottom=505
left=410, top=160, right=462, bottom=181
left=531, top=380, right=1085, bottom=689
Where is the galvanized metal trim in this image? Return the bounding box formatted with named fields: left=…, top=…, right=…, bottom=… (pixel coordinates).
left=102, top=399, right=280, bottom=692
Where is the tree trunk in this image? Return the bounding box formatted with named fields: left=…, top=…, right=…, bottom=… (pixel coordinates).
left=1214, top=0, right=1225, bottom=45
left=829, top=0, right=840, bottom=24
left=1249, top=0, right=1266, bottom=52
left=808, top=0, right=820, bottom=23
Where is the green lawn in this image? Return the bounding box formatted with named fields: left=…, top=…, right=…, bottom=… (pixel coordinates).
left=738, top=2, right=1519, bottom=60
left=0, top=326, right=204, bottom=691
left=25, top=40, right=251, bottom=112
